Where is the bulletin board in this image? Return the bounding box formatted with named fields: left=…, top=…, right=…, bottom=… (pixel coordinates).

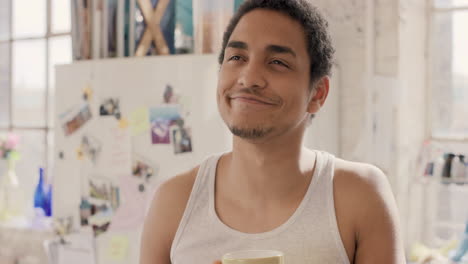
left=53, top=54, right=231, bottom=264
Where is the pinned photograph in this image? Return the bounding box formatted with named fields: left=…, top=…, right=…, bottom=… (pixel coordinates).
left=89, top=177, right=111, bottom=200
left=80, top=135, right=102, bottom=164
left=149, top=105, right=181, bottom=144
left=80, top=174, right=120, bottom=237
left=100, top=98, right=121, bottom=119
left=172, top=125, right=192, bottom=154
left=61, top=103, right=93, bottom=136
left=131, top=155, right=159, bottom=193
left=163, top=84, right=179, bottom=104
left=132, top=155, right=158, bottom=182
left=83, top=84, right=93, bottom=101
left=151, top=119, right=171, bottom=144
left=93, top=222, right=111, bottom=237
left=79, top=198, right=113, bottom=236
left=89, top=176, right=120, bottom=210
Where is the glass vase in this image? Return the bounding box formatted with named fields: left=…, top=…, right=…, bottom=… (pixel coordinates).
left=0, top=160, right=24, bottom=221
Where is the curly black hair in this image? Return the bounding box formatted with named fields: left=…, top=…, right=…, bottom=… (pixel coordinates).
left=218, top=0, right=335, bottom=85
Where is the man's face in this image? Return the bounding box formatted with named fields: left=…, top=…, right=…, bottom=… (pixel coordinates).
left=217, top=9, right=313, bottom=140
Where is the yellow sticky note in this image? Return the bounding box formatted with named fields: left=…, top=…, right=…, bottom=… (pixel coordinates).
left=106, top=235, right=129, bottom=261
left=129, top=107, right=150, bottom=136
left=119, top=118, right=129, bottom=129
left=83, top=85, right=93, bottom=101
left=76, top=147, right=84, bottom=160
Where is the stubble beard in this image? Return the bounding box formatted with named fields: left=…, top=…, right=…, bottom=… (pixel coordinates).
left=229, top=125, right=274, bottom=140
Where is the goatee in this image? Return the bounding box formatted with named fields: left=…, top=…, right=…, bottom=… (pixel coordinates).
left=229, top=126, right=274, bottom=139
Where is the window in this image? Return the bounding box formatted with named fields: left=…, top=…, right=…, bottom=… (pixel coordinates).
left=0, top=0, right=72, bottom=205
left=430, top=0, right=468, bottom=139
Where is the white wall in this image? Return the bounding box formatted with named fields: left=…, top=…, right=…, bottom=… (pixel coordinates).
left=308, top=0, right=428, bottom=251
left=396, top=0, right=428, bottom=249
left=305, top=66, right=341, bottom=155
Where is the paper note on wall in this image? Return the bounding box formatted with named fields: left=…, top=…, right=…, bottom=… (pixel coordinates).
left=110, top=174, right=147, bottom=230
left=97, top=232, right=135, bottom=264
left=106, top=235, right=129, bottom=261
left=57, top=231, right=96, bottom=264
left=129, top=107, right=150, bottom=136
left=91, top=117, right=132, bottom=176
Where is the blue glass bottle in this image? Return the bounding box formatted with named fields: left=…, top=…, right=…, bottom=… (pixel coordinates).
left=34, top=168, right=47, bottom=216
left=44, top=184, right=52, bottom=217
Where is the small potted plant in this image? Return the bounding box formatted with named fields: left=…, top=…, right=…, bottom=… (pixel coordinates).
left=0, top=133, right=20, bottom=174
left=0, top=133, right=21, bottom=220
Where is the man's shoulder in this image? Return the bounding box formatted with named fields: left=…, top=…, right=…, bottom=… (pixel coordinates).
left=332, top=158, right=395, bottom=224
left=333, top=158, right=390, bottom=195
left=332, top=157, right=397, bottom=231
left=157, top=166, right=200, bottom=202
left=144, top=166, right=200, bottom=238
left=332, top=158, right=405, bottom=262
left=140, top=166, right=201, bottom=264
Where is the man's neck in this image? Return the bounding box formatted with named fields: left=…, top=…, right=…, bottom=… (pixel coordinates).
left=219, top=134, right=316, bottom=208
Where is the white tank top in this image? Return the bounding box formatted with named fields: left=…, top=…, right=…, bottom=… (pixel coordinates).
left=170, top=150, right=350, bottom=264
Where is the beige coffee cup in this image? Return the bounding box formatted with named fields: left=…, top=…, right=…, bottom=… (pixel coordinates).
left=222, top=250, right=284, bottom=264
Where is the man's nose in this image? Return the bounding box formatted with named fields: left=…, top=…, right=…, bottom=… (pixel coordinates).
left=237, top=62, right=267, bottom=89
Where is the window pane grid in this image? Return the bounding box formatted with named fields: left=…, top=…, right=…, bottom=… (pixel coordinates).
left=0, top=42, right=11, bottom=128
left=430, top=7, right=468, bottom=139
left=12, top=39, right=47, bottom=127
left=0, top=0, right=11, bottom=41
left=1, top=32, right=71, bottom=41
left=433, top=1, right=468, bottom=9
left=12, top=0, right=47, bottom=38
left=0, top=0, right=72, bottom=194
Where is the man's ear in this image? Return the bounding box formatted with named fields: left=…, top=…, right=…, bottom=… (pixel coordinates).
left=307, top=76, right=330, bottom=114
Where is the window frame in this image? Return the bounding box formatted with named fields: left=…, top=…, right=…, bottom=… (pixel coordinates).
left=0, top=0, right=71, bottom=171
left=427, top=1, right=468, bottom=142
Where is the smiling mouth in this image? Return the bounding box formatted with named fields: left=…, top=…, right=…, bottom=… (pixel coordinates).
left=229, top=96, right=277, bottom=106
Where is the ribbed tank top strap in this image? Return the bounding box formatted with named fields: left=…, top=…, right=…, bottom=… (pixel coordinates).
left=170, top=154, right=223, bottom=262
left=319, top=151, right=350, bottom=264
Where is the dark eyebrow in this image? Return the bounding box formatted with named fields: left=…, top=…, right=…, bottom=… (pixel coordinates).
left=266, top=45, right=296, bottom=58
left=226, top=41, right=296, bottom=58
left=226, top=41, right=248, bottom=50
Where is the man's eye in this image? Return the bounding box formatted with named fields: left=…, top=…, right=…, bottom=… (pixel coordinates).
left=228, top=56, right=242, bottom=61
left=271, top=60, right=288, bottom=67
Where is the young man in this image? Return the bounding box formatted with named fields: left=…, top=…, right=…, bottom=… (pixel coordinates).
left=140, top=0, right=405, bottom=263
